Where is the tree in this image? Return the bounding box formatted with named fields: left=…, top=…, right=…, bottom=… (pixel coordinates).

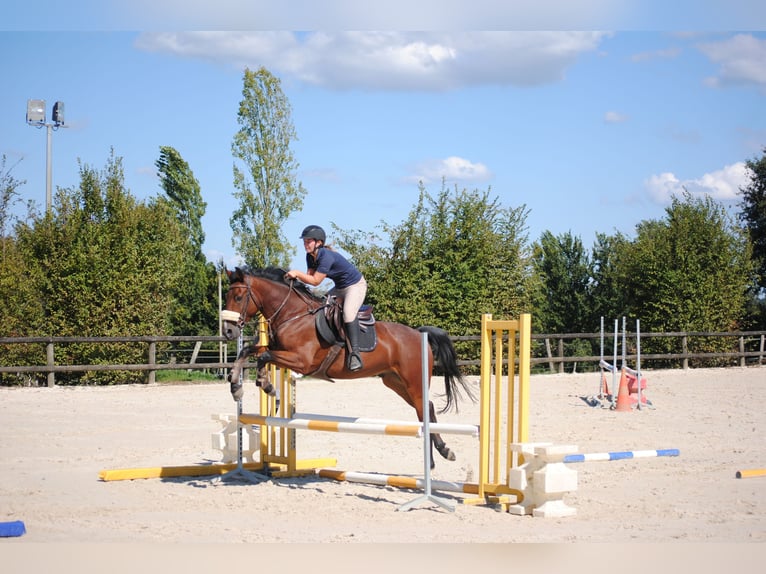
left=156, top=146, right=206, bottom=251
left=616, top=191, right=753, bottom=364
left=589, top=231, right=630, bottom=325
left=530, top=230, right=594, bottom=371
left=1, top=155, right=25, bottom=254
left=335, top=181, right=534, bottom=344
left=230, top=67, right=306, bottom=268
left=531, top=231, right=592, bottom=334
left=156, top=146, right=218, bottom=335
left=738, top=147, right=766, bottom=328
left=0, top=155, right=40, bottom=346
left=8, top=150, right=188, bottom=384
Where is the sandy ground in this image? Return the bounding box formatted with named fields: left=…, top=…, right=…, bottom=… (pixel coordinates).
left=1, top=366, right=765, bottom=568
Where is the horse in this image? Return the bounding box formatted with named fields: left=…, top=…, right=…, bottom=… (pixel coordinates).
left=221, top=266, right=476, bottom=466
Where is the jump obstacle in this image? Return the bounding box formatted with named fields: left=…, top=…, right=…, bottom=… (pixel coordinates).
left=99, top=312, right=681, bottom=516
left=100, top=314, right=533, bottom=509
left=585, top=316, right=652, bottom=411
left=226, top=312, right=534, bottom=509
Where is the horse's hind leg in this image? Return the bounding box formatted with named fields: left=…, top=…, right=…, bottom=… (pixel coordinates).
left=381, top=372, right=456, bottom=468
left=429, top=400, right=456, bottom=462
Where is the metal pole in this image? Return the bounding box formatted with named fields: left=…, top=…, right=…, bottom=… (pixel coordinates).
left=398, top=331, right=455, bottom=512
left=46, top=123, right=53, bottom=212
left=636, top=319, right=643, bottom=410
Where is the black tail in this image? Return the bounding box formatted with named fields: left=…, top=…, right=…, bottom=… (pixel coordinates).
left=417, top=326, right=476, bottom=413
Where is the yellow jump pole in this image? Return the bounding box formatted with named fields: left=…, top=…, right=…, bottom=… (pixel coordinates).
left=736, top=469, right=766, bottom=479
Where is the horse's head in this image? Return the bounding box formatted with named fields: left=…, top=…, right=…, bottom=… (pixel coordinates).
left=221, top=266, right=296, bottom=340
left=221, top=266, right=259, bottom=341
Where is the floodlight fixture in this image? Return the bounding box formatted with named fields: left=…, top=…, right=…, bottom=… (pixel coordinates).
left=52, top=101, right=65, bottom=126
left=25, top=99, right=68, bottom=212
left=26, top=99, right=46, bottom=125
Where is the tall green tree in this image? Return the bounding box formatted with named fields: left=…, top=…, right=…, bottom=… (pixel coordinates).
left=1, top=155, right=25, bottom=252
left=615, top=191, right=752, bottom=363
left=230, top=67, right=306, bottom=268
left=738, top=147, right=766, bottom=328
left=531, top=231, right=592, bottom=334
left=336, top=182, right=533, bottom=340
left=0, top=156, right=40, bottom=348
left=589, top=231, right=630, bottom=325
left=156, top=146, right=218, bottom=335
left=740, top=147, right=766, bottom=288
left=156, top=146, right=206, bottom=251
left=8, top=150, right=187, bottom=384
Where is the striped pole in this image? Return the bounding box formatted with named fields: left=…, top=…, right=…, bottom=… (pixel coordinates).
left=240, top=413, right=479, bottom=438
left=292, top=412, right=479, bottom=437
left=240, top=413, right=421, bottom=437
left=317, top=468, right=480, bottom=495
left=563, top=448, right=679, bottom=463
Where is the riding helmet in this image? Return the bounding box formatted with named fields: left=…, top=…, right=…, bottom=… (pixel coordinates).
left=300, top=225, right=326, bottom=243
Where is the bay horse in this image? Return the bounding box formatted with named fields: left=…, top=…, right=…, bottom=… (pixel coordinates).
left=221, top=266, right=475, bottom=466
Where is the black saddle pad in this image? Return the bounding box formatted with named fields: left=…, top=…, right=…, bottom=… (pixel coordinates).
left=315, top=312, right=376, bottom=352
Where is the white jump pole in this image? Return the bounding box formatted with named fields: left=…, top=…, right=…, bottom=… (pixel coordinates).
left=290, top=413, right=478, bottom=437
left=397, top=331, right=456, bottom=512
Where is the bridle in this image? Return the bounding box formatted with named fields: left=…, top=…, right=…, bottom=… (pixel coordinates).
left=223, top=276, right=323, bottom=339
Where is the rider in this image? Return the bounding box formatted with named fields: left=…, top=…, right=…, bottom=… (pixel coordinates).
left=286, top=225, right=368, bottom=371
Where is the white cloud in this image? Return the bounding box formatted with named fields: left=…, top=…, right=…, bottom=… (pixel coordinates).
left=403, top=156, right=492, bottom=185
left=645, top=162, right=749, bottom=204
left=604, top=111, right=628, bottom=123
left=135, top=31, right=610, bottom=91
left=698, top=33, right=766, bottom=93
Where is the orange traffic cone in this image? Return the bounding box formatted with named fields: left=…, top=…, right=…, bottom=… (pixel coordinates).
left=614, top=368, right=632, bottom=412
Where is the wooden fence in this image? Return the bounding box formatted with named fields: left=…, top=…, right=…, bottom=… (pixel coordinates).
left=1, top=330, right=764, bottom=387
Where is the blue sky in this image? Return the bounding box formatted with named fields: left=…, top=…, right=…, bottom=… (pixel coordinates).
left=2, top=3, right=766, bottom=271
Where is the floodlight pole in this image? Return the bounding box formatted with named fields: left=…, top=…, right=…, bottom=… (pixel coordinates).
left=45, top=122, right=53, bottom=212
left=26, top=99, right=65, bottom=213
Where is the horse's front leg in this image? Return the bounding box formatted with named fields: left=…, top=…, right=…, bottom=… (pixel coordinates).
left=228, top=344, right=266, bottom=401
left=254, top=350, right=277, bottom=398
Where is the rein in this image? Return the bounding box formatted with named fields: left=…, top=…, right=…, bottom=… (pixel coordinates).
left=230, top=276, right=325, bottom=341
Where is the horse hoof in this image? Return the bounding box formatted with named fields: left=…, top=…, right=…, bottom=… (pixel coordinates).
left=437, top=446, right=456, bottom=461
left=230, top=383, right=244, bottom=401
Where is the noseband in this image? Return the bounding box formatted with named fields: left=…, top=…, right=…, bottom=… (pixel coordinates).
left=223, top=283, right=257, bottom=329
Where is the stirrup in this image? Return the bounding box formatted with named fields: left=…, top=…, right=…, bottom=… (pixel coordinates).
left=348, top=353, right=363, bottom=372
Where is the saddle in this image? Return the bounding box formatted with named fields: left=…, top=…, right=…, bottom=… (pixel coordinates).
left=315, top=295, right=377, bottom=352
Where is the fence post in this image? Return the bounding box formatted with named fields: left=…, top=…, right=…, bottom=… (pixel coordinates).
left=544, top=338, right=555, bottom=373
left=558, top=338, right=564, bottom=373
left=739, top=336, right=745, bottom=367
left=46, top=342, right=54, bottom=387
left=682, top=335, right=688, bottom=370
left=147, top=340, right=156, bottom=384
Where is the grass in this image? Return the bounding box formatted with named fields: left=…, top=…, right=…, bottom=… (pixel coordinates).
left=155, top=369, right=223, bottom=383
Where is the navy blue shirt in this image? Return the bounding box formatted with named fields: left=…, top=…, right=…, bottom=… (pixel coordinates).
left=307, top=248, right=362, bottom=289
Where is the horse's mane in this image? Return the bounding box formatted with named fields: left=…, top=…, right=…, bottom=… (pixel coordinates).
left=237, top=266, right=324, bottom=301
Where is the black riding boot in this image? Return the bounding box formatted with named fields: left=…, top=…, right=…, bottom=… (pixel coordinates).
left=344, top=319, right=363, bottom=371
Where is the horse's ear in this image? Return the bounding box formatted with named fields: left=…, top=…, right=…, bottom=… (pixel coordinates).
left=230, top=267, right=245, bottom=282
